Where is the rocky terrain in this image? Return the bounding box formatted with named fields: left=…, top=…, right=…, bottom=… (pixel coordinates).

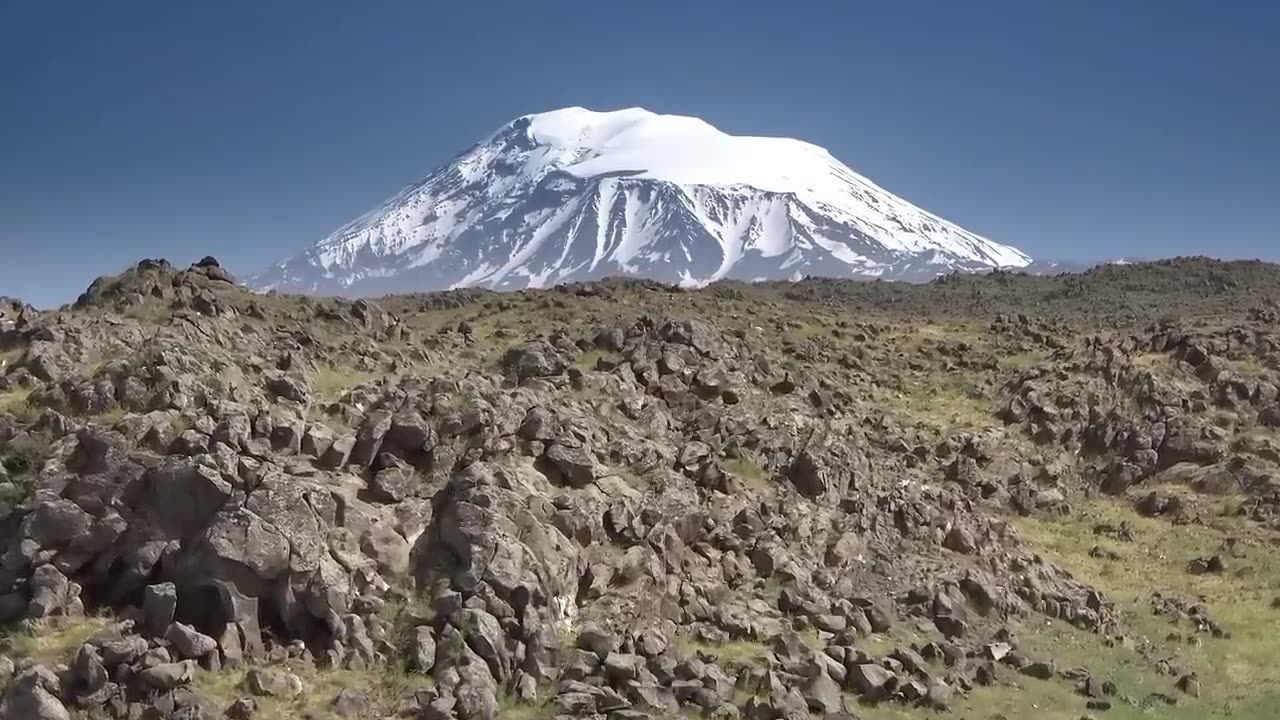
left=1, top=256, right=1279, bottom=720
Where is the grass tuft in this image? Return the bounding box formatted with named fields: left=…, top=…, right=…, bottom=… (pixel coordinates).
left=497, top=691, right=555, bottom=720
left=2, top=615, right=114, bottom=666
left=312, top=366, right=378, bottom=402
left=723, top=456, right=771, bottom=492
left=574, top=349, right=607, bottom=372
left=194, top=659, right=434, bottom=720
left=676, top=636, right=770, bottom=669
left=0, top=386, right=38, bottom=423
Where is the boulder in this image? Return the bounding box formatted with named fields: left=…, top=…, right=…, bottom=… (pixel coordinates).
left=543, top=443, right=601, bottom=488
left=787, top=450, right=830, bottom=498
left=25, top=564, right=83, bottom=620
left=143, top=582, right=178, bottom=636
left=411, top=626, right=437, bottom=673
left=847, top=663, right=896, bottom=699
left=1021, top=660, right=1056, bottom=680
left=166, top=622, right=218, bottom=659
left=245, top=668, right=303, bottom=699
left=0, top=667, right=70, bottom=720
left=350, top=410, right=393, bottom=468
left=369, top=461, right=416, bottom=503
left=360, top=523, right=411, bottom=576
left=802, top=667, right=844, bottom=714
left=138, top=661, right=195, bottom=691
left=332, top=687, right=369, bottom=717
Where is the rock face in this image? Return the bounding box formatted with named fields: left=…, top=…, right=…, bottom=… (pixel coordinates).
left=1, top=257, right=1279, bottom=718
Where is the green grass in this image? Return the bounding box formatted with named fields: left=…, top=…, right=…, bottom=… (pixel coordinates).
left=497, top=691, right=555, bottom=720
left=854, top=681, right=1083, bottom=720
left=1, top=432, right=52, bottom=497
left=878, top=381, right=992, bottom=431
left=1009, top=491, right=1280, bottom=719
left=855, top=489, right=1280, bottom=720
left=612, top=466, right=646, bottom=490
left=120, top=299, right=174, bottom=323
left=194, top=660, right=434, bottom=720
left=0, top=347, right=24, bottom=370
left=722, top=456, right=772, bottom=492
left=0, top=386, right=38, bottom=423
left=574, top=349, right=607, bottom=371
left=797, top=628, right=824, bottom=651
left=2, top=615, right=113, bottom=666
left=1225, top=356, right=1272, bottom=380
left=780, top=318, right=832, bottom=344
left=311, top=366, right=378, bottom=402
left=1130, top=352, right=1168, bottom=370
left=999, top=349, right=1052, bottom=370
left=381, top=591, right=436, bottom=663
left=93, top=406, right=129, bottom=425
left=675, top=636, right=770, bottom=669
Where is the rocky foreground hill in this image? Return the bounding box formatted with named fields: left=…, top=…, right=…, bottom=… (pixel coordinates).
left=1, top=257, right=1278, bottom=720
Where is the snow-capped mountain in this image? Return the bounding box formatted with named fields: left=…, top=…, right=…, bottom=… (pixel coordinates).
left=251, top=107, right=1031, bottom=294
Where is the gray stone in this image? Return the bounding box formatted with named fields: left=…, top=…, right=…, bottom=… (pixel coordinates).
left=944, top=526, right=977, bottom=554
left=143, top=583, right=178, bottom=636
left=1021, top=660, right=1057, bottom=680
left=360, top=523, right=411, bottom=575
left=411, top=626, right=437, bottom=673
left=802, top=667, right=844, bottom=714
left=332, top=687, right=369, bottom=717
left=138, top=661, right=195, bottom=690
left=925, top=680, right=954, bottom=709
left=544, top=442, right=601, bottom=488
left=350, top=410, right=393, bottom=467
left=847, top=663, right=896, bottom=698
left=369, top=463, right=415, bottom=503
left=319, top=434, right=355, bottom=469
left=0, top=667, right=71, bottom=720
left=166, top=621, right=218, bottom=659
left=245, top=668, right=303, bottom=698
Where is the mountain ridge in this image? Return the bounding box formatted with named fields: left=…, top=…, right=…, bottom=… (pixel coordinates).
left=251, top=107, right=1031, bottom=295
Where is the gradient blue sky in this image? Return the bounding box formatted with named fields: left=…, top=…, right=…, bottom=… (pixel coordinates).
left=3, top=1, right=1277, bottom=307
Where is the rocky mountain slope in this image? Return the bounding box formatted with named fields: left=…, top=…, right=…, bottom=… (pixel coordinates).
left=2, top=257, right=1280, bottom=719
left=251, top=108, right=1030, bottom=295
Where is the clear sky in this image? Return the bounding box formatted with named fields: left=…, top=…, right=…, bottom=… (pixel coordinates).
left=2, top=1, right=1277, bottom=307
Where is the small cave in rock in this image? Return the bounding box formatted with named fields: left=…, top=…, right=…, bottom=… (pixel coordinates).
left=175, top=583, right=233, bottom=639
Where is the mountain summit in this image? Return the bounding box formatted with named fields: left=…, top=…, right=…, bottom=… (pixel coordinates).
left=252, top=107, right=1031, bottom=294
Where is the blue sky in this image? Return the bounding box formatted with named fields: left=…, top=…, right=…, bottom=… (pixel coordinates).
left=2, top=1, right=1277, bottom=307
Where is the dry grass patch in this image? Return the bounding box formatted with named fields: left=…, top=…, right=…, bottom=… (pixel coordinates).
left=878, top=381, right=993, bottom=432
left=0, top=347, right=24, bottom=370
left=496, top=692, right=556, bottom=720
left=194, top=660, right=433, bottom=720
left=0, top=386, right=37, bottom=422
left=722, top=455, right=771, bottom=492
left=675, top=636, right=771, bottom=669
left=93, top=406, right=130, bottom=426
left=1225, top=356, right=1272, bottom=380
left=999, top=349, right=1052, bottom=370
left=3, top=615, right=114, bottom=666
left=573, top=349, right=608, bottom=372
left=311, top=366, right=379, bottom=402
